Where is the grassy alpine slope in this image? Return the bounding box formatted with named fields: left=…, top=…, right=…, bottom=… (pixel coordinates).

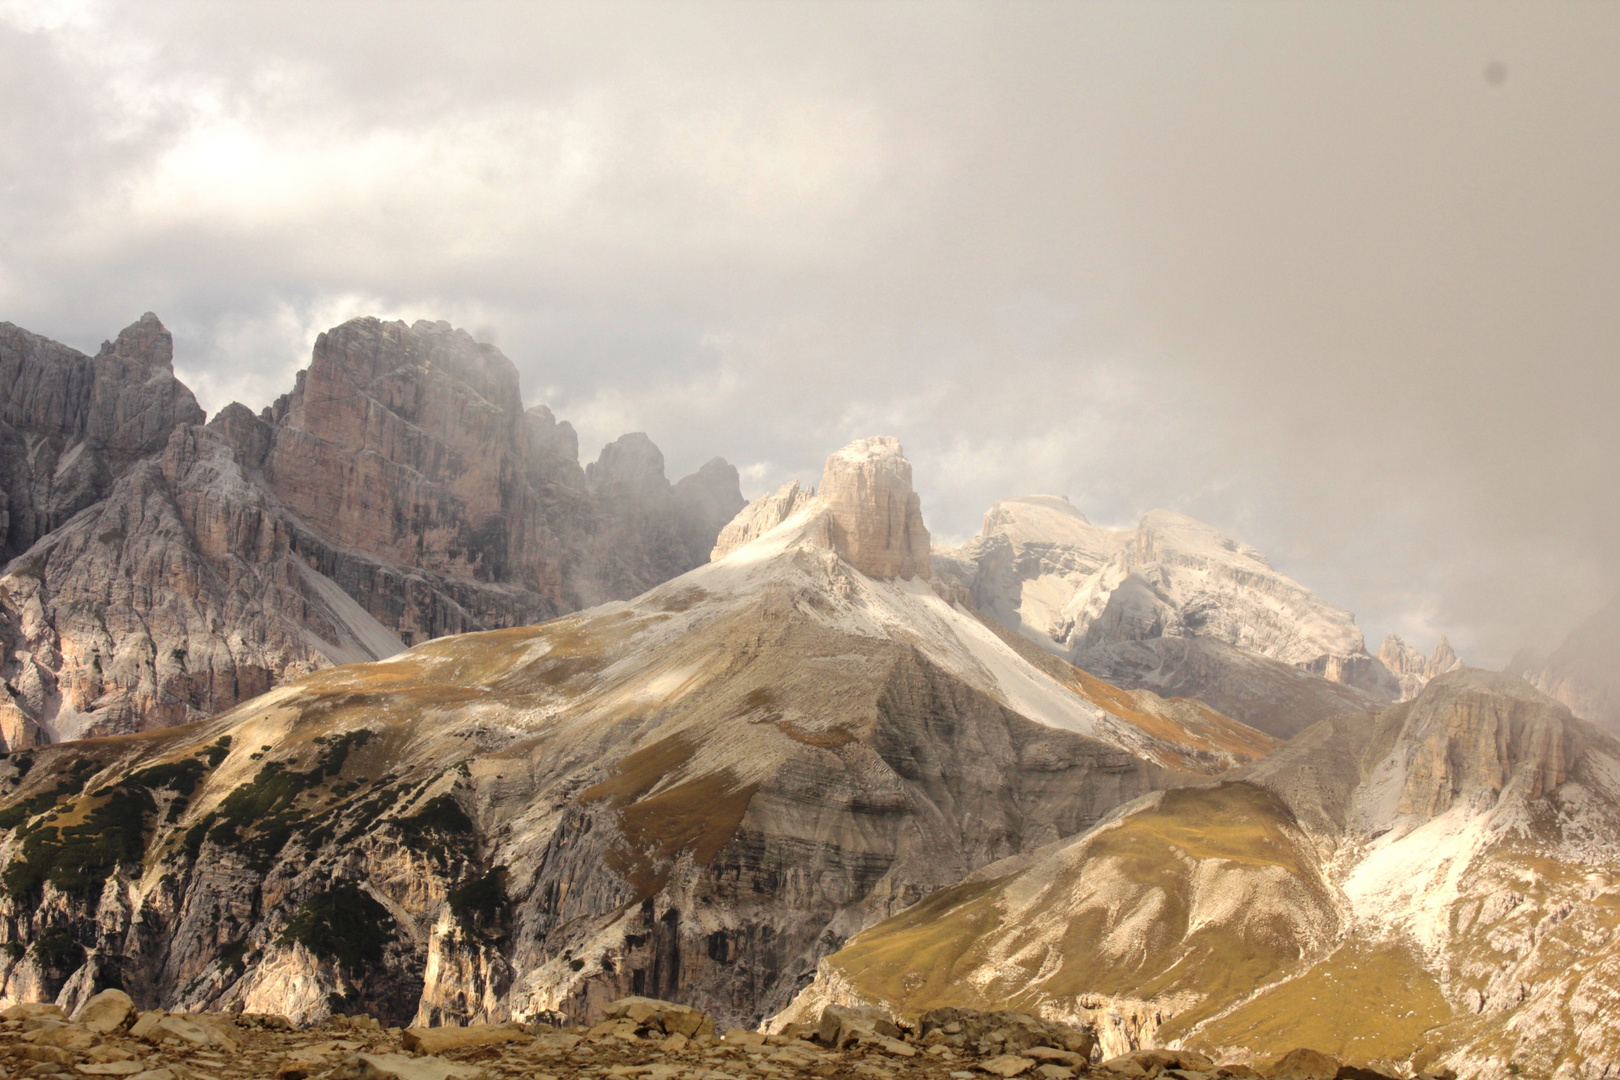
left=791, top=670, right=1620, bottom=1080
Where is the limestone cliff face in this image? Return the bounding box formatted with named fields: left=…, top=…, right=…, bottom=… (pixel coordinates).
left=711, top=480, right=816, bottom=561
left=0, top=442, right=1274, bottom=1032
left=0, top=315, right=204, bottom=559
left=709, top=439, right=930, bottom=581
left=1377, top=633, right=1463, bottom=701
left=817, top=438, right=930, bottom=581
left=0, top=315, right=744, bottom=744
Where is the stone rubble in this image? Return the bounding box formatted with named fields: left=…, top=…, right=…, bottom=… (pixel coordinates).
left=0, top=995, right=1422, bottom=1080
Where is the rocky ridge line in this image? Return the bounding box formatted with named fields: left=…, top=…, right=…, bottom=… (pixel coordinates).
left=0, top=314, right=744, bottom=746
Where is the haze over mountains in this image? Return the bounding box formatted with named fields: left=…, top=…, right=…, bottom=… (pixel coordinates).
left=0, top=314, right=743, bottom=746
left=0, top=315, right=1616, bottom=1080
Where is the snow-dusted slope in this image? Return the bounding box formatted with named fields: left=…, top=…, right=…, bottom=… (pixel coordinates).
left=935, top=496, right=1400, bottom=715
left=792, top=669, right=1620, bottom=1079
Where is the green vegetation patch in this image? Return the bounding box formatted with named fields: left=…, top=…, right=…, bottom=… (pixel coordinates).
left=0, top=759, right=98, bottom=830
left=32, top=929, right=85, bottom=971
left=1187, top=940, right=1452, bottom=1065
left=280, top=882, right=395, bottom=973
left=390, top=794, right=476, bottom=861
left=205, top=731, right=372, bottom=870
left=1, top=740, right=232, bottom=899
left=825, top=782, right=1333, bottom=1026
left=447, top=867, right=510, bottom=942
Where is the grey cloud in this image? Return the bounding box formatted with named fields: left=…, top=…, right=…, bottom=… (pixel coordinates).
left=1, top=0, right=1616, bottom=665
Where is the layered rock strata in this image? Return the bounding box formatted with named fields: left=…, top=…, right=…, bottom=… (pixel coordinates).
left=0, top=437, right=1274, bottom=1034
left=0, top=315, right=744, bottom=745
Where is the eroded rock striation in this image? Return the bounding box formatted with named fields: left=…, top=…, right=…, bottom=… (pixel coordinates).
left=0, top=315, right=744, bottom=745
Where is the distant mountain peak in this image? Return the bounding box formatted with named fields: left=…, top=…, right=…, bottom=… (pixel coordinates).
left=713, top=436, right=930, bottom=581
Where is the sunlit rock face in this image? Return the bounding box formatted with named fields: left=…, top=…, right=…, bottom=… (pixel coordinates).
left=817, top=437, right=930, bottom=581
left=0, top=315, right=743, bottom=743
left=0, top=434, right=1276, bottom=1032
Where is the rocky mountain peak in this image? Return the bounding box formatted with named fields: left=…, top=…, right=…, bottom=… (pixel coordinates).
left=587, top=432, right=669, bottom=493
left=818, top=436, right=930, bottom=580
left=96, top=311, right=174, bottom=369
left=0, top=313, right=744, bottom=743
left=1378, top=631, right=1465, bottom=700
left=1515, top=587, right=1620, bottom=736
left=710, top=479, right=817, bottom=560
left=1371, top=668, right=1573, bottom=822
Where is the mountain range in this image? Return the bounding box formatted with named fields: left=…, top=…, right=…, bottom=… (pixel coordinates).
left=0, top=314, right=743, bottom=746
left=0, top=314, right=1615, bottom=1080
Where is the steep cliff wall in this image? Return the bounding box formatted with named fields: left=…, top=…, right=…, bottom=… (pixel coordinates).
left=0, top=315, right=744, bottom=744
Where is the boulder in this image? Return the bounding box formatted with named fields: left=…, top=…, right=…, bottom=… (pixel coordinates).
left=400, top=1024, right=527, bottom=1055
left=919, top=1008, right=1094, bottom=1060
left=328, top=1052, right=487, bottom=1080
left=981, top=1055, right=1037, bottom=1077
left=23, top=1025, right=95, bottom=1050
left=818, top=1004, right=903, bottom=1049
left=600, top=996, right=713, bottom=1039
left=72, top=989, right=136, bottom=1034
left=1269, top=1049, right=1341, bottom=1080
left=2, top=1003, right=66, bottom=1021
left=133, top=1012, right=236, bottom=1048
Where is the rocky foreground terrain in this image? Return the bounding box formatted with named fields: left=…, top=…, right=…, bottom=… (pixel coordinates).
left=0, top=315, right=743, bottom=746
left=0, top=989, right=1420, bottom=1080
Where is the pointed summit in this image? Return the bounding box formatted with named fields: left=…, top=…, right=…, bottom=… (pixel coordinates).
left=818, top=436, right=931, bottom=580
left=97, top=311, right=173, bottom=369
left=710, top=436, right=931, bottom=579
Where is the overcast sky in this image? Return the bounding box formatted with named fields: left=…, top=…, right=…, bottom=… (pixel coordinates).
left=2, top=0, right=1616, bottom=664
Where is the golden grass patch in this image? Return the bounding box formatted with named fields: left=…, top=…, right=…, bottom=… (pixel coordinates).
left=1188, top=940, right=1452, bottom=1066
